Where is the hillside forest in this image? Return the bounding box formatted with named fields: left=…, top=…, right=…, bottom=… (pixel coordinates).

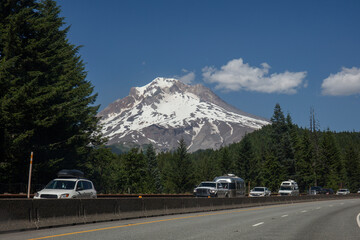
left=1, top=0, right=360, bottom=195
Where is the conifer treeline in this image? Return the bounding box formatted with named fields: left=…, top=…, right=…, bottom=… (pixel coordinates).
left=86, top=104, right=360, bottom=194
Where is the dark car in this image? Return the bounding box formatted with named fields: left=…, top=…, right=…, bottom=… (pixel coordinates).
left=322, top=188, right=334, bottom=195
left=309, top=186, right=323, bottom=195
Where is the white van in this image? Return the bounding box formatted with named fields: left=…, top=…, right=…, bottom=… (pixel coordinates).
left=278, top=180, right=299, bottom=196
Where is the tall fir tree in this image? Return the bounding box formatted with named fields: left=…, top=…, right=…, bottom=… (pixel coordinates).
left=344, top=145, right=360, bottom=192
left=121, top=148, right=146, bottom=194
left=145, top=144, right=162, bottom=193
left=318, top=130, right=344, bottom=189
left=0, top=0, right=101, bottom=186
left=168, top=138, right=194, bottom=193
left=295, top=130, right=315, bottom=191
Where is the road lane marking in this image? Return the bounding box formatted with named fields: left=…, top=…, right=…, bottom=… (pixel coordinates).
left=316, top=207, right=321, bottom=209
left=357, top=213, right=360, bottom=228
left=329, top=205, right=333, bottom=207
left=27, top=205, right=283, bottom=240
left=281, top=215, right=288, bottom=218
left=301, top=210, right=307, bottom=213
left=252, top=222, right=264, bottom=227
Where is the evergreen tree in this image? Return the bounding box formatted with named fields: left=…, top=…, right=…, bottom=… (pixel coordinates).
left=295, top=130, right=315, bottom=191
left=0, top=0, right=101, bottom=186
left=318, top=130, right=344, bottom=189
left=86, top=147, right=118, bottom=193
left=168, top=139, right=194, bottom=193
left=235, top=134, right=258, bottom=184
left=145, top=144, right=162, bottom=193
left=193, top=151, right=221, bottom=183
left=344, top=145, right=360, bottom=192
left=269, top=104, right=288, bottom=181
left=121, top=148, right=146, bottom=194
left=219, top=147, right=233, bottom=175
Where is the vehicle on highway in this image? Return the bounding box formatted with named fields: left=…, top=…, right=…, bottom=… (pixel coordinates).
left=193, top=181, right=228, bottom=197
left=358, top=188, right=360, bottom=194
left=336, top=189, right=350, bottom=195
left=278, top=179, right=299, bottom=196
left=34, top=169, right=97, bottom=199
left=213, top=174, right=246, bottom=197
left=309, top=186, right=323, bottom=195
left=249, top=187, right=271, bottom=197
left=322, top=188, right=334, bottom=195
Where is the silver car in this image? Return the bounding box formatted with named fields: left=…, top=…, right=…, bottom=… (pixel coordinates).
left=249, top=187, right=271, bottom=197
left=34, top=169, right=97, bottom=199
left=336, top=189, right=350, bottom=195
left=34, top=178, right=97, bottom=199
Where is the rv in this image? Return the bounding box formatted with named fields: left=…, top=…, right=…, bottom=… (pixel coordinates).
left=213, top=174, right=246, bottom=197
left=278, top=179, right=299, bottom=196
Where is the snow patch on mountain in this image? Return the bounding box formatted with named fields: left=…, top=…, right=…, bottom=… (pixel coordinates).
left=98, top=77, right=270, bottom=152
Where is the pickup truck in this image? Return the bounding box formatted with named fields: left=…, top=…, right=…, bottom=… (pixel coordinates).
left=193, top=181, right=229, bottom=198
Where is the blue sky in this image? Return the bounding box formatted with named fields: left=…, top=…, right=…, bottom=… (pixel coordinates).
left=56, top=0, right=360, bottom=132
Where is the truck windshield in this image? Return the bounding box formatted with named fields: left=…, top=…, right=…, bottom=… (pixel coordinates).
left=280, top=186, right=292, bottom=190
left=198, top=182, right=216, bottom=188
left=45, top=180, right=76, bottom=190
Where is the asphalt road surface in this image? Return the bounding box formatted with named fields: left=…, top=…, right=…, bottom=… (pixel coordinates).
left=2, top=198, right=360, bottom=240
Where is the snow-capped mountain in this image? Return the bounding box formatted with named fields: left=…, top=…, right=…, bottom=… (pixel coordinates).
left=97, top=77, right=270, bottom=152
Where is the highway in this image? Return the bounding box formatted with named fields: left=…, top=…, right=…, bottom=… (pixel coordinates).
left=2, top=198, right=360, bottom=240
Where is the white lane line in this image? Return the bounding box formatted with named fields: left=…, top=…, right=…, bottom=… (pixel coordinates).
left=316, top=207, right=321, bottom=209
left=340, top=202, right=345, bottom=205
left=301, top=210, right=307, bottom=213
left=281, top=215, right=288, bottom=218
left=357, top=213, right=360, bottom=228
left=253, top=222, right=264, bottom=227
left=329, top=205, right=333, bottom=207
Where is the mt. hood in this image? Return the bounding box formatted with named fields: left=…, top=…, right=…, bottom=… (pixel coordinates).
left=98, top=77, right=270, bottom=152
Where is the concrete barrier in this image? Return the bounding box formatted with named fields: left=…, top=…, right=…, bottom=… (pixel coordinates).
left=0, top=194, right=358, bottom=233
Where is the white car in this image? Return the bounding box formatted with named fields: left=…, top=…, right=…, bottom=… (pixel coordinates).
left=336, top=189, right=350, bottom=195
left=249, top=187, right=271, bottom=197
left=34, top=170, right=97, bottom=199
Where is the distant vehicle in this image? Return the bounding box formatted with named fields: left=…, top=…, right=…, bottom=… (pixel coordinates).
left=322, top=188, right=334, bottom=195
left=34, top=169, right=97, bottom=199
left=213, top=174, right=246, bottom=198
left=278, top=180, right=299, bottom=196
left=336, top=189, right=350, bottom=195
left=358, top=188, right=360, bottom=194
left=193, top=181, right=228, bottom=198
left=309, top=186, right=323, bottom=195
left=249, top=187, right=271, bottom=197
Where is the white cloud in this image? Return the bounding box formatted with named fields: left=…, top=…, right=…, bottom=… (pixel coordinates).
left=178, top=71, right=195, bottom=84
left=321, top=67, right=360, bottom=96
left=202, top=58, right=307, bottom=94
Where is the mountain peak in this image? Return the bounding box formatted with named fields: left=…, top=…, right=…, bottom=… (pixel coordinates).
left=133, top=77, right=179, bottom=96
left=98, top=77, right=270, bottom=152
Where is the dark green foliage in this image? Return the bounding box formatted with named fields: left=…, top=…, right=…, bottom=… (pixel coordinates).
left=295, top=130, right=315, bottom=191
left=0, top=0, right=101, bottom=188
left=121, top=148, right=146, bottom=194
left=162, top=139, right=195, bottom=193
left=144, top=144, right=162, bottom=193
left=344, top=145, right=360, bottom=192
left=219, top=147, right=234, bottom=175
left=85, top=146, right=119, bottom=193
